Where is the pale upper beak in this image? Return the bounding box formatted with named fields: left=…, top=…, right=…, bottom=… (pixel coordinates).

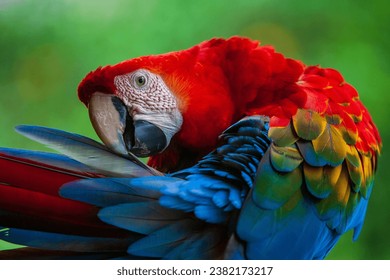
left=88, top=92, right=168, bottom=157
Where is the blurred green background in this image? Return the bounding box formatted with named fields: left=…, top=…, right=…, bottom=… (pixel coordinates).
left=0, top=0, right=389, bottom=259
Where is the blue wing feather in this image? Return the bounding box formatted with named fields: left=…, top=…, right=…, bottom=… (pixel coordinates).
left=0, top=148, right=97, bottom=176
left=15, top=125, right=158, bottom=177
left=98, top=202, right=186, bottom=235
left=60, top=177, right=169, bottom=207
left=127, top=220, right=194, bottom=258
left=0, top=227, right=132, bottom=252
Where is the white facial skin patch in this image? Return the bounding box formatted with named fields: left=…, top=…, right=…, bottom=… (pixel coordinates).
left=114, top=69, right=183, bottom=148
left=114, top=69, right=178, bottom=114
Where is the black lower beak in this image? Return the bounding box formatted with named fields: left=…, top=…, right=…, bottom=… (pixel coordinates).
left=127, top=120, right=167, bottom=157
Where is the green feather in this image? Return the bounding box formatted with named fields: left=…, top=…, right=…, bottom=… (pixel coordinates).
left=303, top=164, right=342, bottom=199
left=253, top=150, right=302, bottom=209
left=312, top=123, right=347, bottom=166
left=270, top=143, right=303, bottom=172
left=314, top=165, right=350, bottom=222
left=268, top=122, right=299, bottom=147
left=292, top=109, right=327, bottom=140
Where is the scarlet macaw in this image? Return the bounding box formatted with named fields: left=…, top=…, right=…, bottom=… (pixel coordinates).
left=0, top=36, right=381, bottom=259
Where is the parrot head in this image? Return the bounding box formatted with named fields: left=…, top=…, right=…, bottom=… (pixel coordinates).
left=79, top=65, right=183, bottom=158
left=78, top=56, right=183, bottom=158
left=78, top=38, right=244, bottom=171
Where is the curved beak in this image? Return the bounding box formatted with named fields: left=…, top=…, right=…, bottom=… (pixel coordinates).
left=88, top=92, right=167, bottom=157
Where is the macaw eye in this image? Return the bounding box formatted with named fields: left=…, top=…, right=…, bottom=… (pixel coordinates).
left=136, top=75, right=146, bottom=86
left=133, top=72, right=148, bottom=88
